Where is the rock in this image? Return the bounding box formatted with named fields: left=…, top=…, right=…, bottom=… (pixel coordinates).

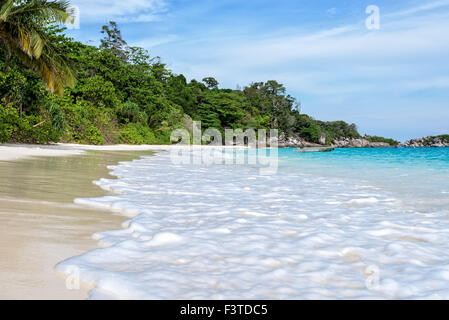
left=319, top=132, right=326, bottom=145
left=294, top=147, right=335, bottom=153
left=331, top=138, right=390, bottom=148
left=276, top=134, right=316, bottom=148
left=276, top=135, right=393, bottom=148
left=401, top=136, right=449, bottom=148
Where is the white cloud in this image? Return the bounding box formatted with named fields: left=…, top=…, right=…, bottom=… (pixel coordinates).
left=386, top=0, right=449, bottom=18
left=121, top=1, right=449, bottom=139
left=134, top=34, right=179, bottom=48
left=72, top=0, right=168, bottom=23
left=149, top=7, right=449, bottom=96
left=326, top=7, right=337, bottom=16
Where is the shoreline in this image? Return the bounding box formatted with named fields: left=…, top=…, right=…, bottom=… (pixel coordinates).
left=1, top=144, right=448, bottom=299
left=0, top=143, right=255, bottom=162
left=0, top=145, right=161, bottom=299
left=2, top=143, right=448, bottom=159
left=0, top=143, right=171, bottom=161
left=52, top=146, right=449, bottom=299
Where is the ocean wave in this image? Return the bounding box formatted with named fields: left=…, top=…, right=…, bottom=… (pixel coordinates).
left=56, top=149, right=449, bottom=299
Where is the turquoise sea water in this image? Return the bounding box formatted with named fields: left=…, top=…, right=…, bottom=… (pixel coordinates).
left=278, top=147, right=449, bottom=212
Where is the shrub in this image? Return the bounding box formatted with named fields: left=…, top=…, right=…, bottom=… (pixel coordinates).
left=119, top=123, right=156, bottom=144
left=60, top=99, right=106, bottom=145
left=317, top=120, right=361, bottom=140
left=0, top=103, right=20, bottom=143
left=117, top=101, right=148, bottom=124
left=299, top=125, right=321, bottom=143
left=42, top=102, right=65, bottom=134
left=0, top=103, right=61, bottom=144
left=73, top=75, right=120, bottom=109
left=84, top=125, right=105, bottom=145
left=437, top=135, right=449, bottom=144
left=366, top=136, right=400, bottom=146
left=16, top=115, right=61, bottom=144
left=154, top=129, right=173, bottom=145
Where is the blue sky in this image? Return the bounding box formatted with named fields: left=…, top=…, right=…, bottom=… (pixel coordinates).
left=67, top=0, right=449, bottom=141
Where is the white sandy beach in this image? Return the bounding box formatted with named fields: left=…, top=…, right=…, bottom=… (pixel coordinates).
left=0, top=143, right=252, bottom=299
left=0, top=143, right=169, bottom=299
left=0, top=143, right=175, bottom=161
left=4, top=143, right=449, bottom=300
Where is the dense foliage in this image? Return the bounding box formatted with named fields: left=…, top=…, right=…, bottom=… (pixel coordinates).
left=0, top=22, right=391, bottom=145
left=366, top=135, right=400, bottom=146
left=0, top=0, right=76, bottom=96
left=437, top=135, right=449, bottom=144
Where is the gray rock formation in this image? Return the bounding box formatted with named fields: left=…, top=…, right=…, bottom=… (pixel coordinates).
left=331, top=137, right=390, bottom=148
left=319, top=132, right=326, bottom=145
left=276, top=134, right=391, bottom=148
left=402, top=136, right=449, bottom=148
left=277, top=135, right=321, bottom=148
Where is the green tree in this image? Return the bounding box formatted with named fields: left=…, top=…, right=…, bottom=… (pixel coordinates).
left=0, top=0, right=76, bottom=96
left=202, top=77, right=219, bottom=89
left=0, top=20, right=398, bottom=146
left=100, top=21, right=129, bottom=62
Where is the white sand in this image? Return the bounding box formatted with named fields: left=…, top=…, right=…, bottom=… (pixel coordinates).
left=0, top=144, right=164, bottom=299
left=0, top=143, right=250, bottom=300
left=0, top=143, right=245, bottom=161
left=0, top=144, right=84, bottom=161
left=0, top=143, right=172, bottom=161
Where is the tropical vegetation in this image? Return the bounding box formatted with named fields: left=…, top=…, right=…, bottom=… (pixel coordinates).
left=365, top=135, right=400, bottom=147
left=0, top=2, right=396, bottom=146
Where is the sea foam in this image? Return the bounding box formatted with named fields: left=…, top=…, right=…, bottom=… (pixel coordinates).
left=56, top=149, right=449, bottom=299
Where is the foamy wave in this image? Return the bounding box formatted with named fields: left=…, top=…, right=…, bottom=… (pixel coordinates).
left=56, top=150, right=449, bottom=299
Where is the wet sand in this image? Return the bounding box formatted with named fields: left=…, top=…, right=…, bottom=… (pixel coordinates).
left=0, top=150, right=153, bottom=299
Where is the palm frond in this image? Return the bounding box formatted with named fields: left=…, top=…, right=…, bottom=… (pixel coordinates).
left=0, top=0, right=77, bottom=95
left=9, top=41, right=76, bottom=95
left=0, top=0, right=14, bottom=22
left=8, top=1, right=74, bottom=25
left=30, top=28, right=44, bottom=57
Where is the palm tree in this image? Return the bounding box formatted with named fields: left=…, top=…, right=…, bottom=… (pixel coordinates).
left=0, top=0, right=76, bottom=96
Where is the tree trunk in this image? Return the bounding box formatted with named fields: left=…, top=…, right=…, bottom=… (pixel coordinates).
left=3, top=53, right=9, bottom=73
left=19, top=96, right=23, bottom=118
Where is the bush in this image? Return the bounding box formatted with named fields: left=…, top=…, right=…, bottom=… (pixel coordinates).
left=89, top=106, right=119, bottom=144
left=436, top=135, right=449, bottom=144
left=117, top=101, right=148, bottom=124
left=84, top=125, right=104, bottom=145
left=0, top=103, right=20, bottom=143
left=17, top=115, right=61, bottom=144
left=60, top=99, right=106, bottom=145
left=366, top=136, right=400, bottom=146
left=42, top=102, right=65, bottom=134
left=295, top=115, right=322, bottom=142
left=73, top=75, right=120, bottom=109
left=0, top=103, right=61, bottom=144
left=119, top=123, right=156, bottom=144
left=317, top=120, right=361, bottom=140
left=154, top=129, right=173, bottom=145
left=299, top=125, right=321, bottom=142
